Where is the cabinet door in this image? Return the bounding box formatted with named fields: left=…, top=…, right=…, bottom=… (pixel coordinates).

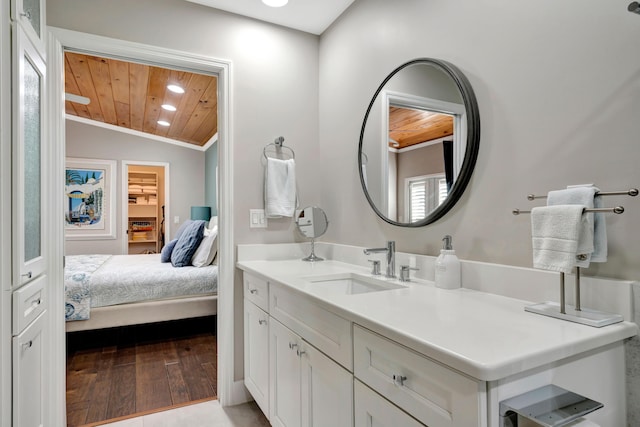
left=11, top=0, right=45, bottom=56
left=270, top=318, right=301, bottom=427
left=355, top=380, right=425, bottom=427
left=13, top=311, right=46, bottom=427
left=300, top=342, right=353, bottom=427
left=12, top=24, right=46, bottom=288
left=244, top=300, right=270, bottom=418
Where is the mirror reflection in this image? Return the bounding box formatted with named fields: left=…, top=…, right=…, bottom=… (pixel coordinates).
left=359, top=58, right=480, bottom=227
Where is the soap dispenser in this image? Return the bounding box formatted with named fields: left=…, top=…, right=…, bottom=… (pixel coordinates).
left=435, top=235, right=461, bottom=289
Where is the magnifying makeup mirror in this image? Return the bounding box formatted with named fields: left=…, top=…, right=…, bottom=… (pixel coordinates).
left=295, top=206, right=329, bottom=262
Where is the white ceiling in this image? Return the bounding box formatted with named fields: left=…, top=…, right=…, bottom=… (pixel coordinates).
left=185, top=0, right=355, bottom=35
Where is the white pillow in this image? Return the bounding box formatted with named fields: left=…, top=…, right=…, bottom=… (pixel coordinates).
left=208, top=216, right=218, bottom=230
left=191, top=225, right=218, bottom=267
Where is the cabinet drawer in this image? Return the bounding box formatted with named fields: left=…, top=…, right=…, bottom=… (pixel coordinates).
left=355, top=380, right=425, bottom=427
left=12, top=274, right=46, bottom=335
left=354, top=325, right=483, bottom=427
left=244, top=272, right=269, bottom=312
left=270, top=283, right=352, bottom=370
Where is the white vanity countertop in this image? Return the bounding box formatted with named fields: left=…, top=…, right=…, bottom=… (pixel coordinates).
left=237, top=259, right=638, bottom=382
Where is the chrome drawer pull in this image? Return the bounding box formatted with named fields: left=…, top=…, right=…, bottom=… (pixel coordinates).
left=21, top=272, right=32, bottom=279
left=297, top=349, right=306, bottom=357
left=31, top=298, right=41, bottom=307
left=20, top=10, right=32, bottom=20
left=288, top=342, right=298, bottom=350
left=392, top=374, right=407, bottom=386
left=21, top=340, right=33, bottom=351
left=258, top=319, right=267, bottom=325
left=249, top=288, right=258, bottom=294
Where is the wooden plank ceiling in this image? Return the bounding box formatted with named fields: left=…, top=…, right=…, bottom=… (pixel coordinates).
left=64, top=52, right=218, bottom=147
left=389, top=106, right=453, bottom=150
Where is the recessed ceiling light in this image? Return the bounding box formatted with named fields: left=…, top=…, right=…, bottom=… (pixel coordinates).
left=167, top=84, right=185, bottom=94
left=262, top=0, right=288, bottom=7
left=157, top=120, right=170, bottom=127
left=162, top=104, right=177, bottom=112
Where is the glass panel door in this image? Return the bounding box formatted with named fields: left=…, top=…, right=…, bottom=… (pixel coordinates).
left=13, top=25, right=46, bottom=287
left=12, top=0, right=45, bottom=57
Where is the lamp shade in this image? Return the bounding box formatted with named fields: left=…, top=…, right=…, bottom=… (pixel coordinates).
left=191, top=206, right=211, bottom=221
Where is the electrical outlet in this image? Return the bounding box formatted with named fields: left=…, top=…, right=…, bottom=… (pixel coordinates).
left=174, top=216, right=180, bottom=224
left=250, top=209, right=267, bottom=228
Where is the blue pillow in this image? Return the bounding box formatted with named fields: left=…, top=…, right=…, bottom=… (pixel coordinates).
left=160, top=239, right=178, bottom=262
left=171, top=220, right=205, bottom=267
left=174, top=219, right=194, bottom=241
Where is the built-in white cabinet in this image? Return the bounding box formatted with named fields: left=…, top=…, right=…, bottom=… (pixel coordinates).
left=269, top=318, right=353, bottom=427
left=353, top=325, right=483, bottom=427
left=242, top=270, right=483, bottom=427
left=10, top=20, right=49, bottom=427
left=299, top=333, right=353, bottom=427
left=243, top=272, right=353, bottom=427
left=12, top=23, right=46, bottom=288
left=354, top=380, right=425, bottom=427
left=12, top=310, right=46, bottom=427
left=244, top=299, right=270, bottom=418
left=11, top=0, right=46, bottom=57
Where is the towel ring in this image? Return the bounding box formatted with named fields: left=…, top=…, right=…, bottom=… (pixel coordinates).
left=263, top=136, right=295, bottom=160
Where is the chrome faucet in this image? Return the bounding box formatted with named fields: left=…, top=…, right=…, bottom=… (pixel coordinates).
left=363, top=241, right=396, bottom=278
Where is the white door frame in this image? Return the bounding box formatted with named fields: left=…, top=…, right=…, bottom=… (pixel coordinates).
left=121, top=161, right=171, bottom=255
left=47, top=27, right=236, bottom=426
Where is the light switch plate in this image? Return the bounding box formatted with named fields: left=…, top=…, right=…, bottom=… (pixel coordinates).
left=250, top=209, right=267, bottom=228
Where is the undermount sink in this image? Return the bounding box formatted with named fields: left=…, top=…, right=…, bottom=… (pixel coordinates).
left=303, top=273, right=407, bottom=295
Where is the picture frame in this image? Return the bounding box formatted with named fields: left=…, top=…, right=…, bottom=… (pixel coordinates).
left=65, top=157, right=117, bottom=240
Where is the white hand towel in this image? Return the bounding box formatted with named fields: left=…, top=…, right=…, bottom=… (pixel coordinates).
left=531, top=205, right=585, bottom=274
left=547, top=187, right=597, bottom=268
left=264, top=157, right=297, bottom=218
left=567, top=184, right=607, bottom=263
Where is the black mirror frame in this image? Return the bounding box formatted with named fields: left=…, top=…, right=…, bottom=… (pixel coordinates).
left=358, top=58, right=480, bottom=227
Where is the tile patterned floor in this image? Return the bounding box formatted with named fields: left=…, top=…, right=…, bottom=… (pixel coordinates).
left=97, top=400, right=270, bottom=427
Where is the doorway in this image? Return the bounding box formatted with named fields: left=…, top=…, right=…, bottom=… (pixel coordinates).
left=49, top=28, right=235, bottom=426
left=122, top=162, right=169, bottom=255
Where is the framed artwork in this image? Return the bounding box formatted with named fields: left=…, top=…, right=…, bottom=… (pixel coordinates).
left=65, top=157, right=117, bottom=240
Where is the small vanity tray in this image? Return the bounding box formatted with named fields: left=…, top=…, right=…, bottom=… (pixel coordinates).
left=525, top=302, right=623, bottom=328
left=499, top=384, right=603, bottom=427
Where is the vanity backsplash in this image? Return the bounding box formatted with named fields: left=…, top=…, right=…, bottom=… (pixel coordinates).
left=237, top=242, right=636, bottom=323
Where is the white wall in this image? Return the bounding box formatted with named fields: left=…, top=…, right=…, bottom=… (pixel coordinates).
left=65, top=120, right=205, bottom=255
left=48, top=0, right=320, bottom=382
left=319, top=0, right=640, bottom=282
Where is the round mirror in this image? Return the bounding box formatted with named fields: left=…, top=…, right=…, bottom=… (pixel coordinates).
left=358, top=58, right=480, bottom=227
left=296, top=206, right=328, bottom=261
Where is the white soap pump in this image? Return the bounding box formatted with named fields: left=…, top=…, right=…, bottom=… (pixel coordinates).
left=434, top=235, right=461, bottom=289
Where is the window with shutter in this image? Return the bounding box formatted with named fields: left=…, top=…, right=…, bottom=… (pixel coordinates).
left=407, top=174, right=447, bottom=222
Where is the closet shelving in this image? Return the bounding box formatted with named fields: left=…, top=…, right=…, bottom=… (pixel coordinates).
left=127, top=171, right=159, bottom=253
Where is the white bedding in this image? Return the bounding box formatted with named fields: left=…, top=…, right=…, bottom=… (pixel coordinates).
left=65, top=253, right=218, bottom=321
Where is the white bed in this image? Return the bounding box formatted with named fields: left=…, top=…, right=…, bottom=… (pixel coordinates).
left=65, top=253, right=218, bottom=332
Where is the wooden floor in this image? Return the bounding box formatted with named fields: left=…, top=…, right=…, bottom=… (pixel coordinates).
left=66, top=317, right=217, bottom=427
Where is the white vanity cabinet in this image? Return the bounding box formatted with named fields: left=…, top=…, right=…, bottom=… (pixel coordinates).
left=354, top=380, right=426, bottom=427
left=243, top=272, right=353, bottom=427
left=244, top=298, right=270, bottom=418
left=270, top=317, right=353, bottom=427
left=354, top=325, right=484, bottom=427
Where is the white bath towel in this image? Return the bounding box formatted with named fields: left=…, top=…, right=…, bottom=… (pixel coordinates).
left=567, top=184, right=607, bottom=263
left=531, top=205, right=585, bottom=274
left=264, top=157, right=297, bottom=218
left=547, top=187, right=597, bottom=268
